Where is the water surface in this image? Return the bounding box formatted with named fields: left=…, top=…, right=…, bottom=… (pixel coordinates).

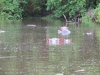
left=0, top=19, right=100, bottom=75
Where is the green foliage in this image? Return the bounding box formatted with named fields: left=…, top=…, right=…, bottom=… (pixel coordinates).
left=22, top=0, right=46, bottom=17
left=0, top=0, right=23, bottom=20
left=97, top=11, right=100, bottom=22
left=94, top=3, right=100, bottom=22
left=46, top=0, right=86, bottom=18
left=96, top=0, right=100, bottom=5
left=82, top=16, right=95, bottom=27
left=0, top=0, right=99, bottom=19
left=0, top=0, right=5, bottom=3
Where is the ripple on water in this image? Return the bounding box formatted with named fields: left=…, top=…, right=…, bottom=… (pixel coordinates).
left=0, top=56, right=16, bottom=59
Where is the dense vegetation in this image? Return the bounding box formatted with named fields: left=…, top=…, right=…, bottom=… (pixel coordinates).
left=0, top=0, right=100, bottom=22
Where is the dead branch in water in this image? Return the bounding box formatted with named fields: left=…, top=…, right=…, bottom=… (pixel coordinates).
left=63, top=14, right=68, bottom=26
left=63, top=14, right=68, bottom=22
left=63, top=14, right=72, bottom=26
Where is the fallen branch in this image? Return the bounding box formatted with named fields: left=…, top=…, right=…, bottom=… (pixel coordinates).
left=63, top=14, right=68, bottom=22
left=63, top=14, right=73, bottom=26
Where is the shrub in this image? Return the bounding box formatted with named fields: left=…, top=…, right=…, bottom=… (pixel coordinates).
left=94, top=3, right=100, bottom=22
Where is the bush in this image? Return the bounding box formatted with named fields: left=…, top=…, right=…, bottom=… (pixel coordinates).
left=0, top=0, right=23, bottom=20
left=94, top=3, right=100, bottom=22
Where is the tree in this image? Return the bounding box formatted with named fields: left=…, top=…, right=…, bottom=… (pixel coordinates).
left=21, top=0, right=47, bottom=17
left=94, top=3, right=100, bottom=22
left=46, top=0, right=86, bottom=18
left=0, top=0, right=23, bottom=19
left=46, top=0, right=100, bottom=19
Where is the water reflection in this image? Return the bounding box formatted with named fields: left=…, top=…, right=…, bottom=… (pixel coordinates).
left=46, top=38, right=72, bottom=45
left=47, top=25, right=72, bottom=46
left=0, top=19, right=100, bottom=75
left=0, top=30, right=5, bottom=33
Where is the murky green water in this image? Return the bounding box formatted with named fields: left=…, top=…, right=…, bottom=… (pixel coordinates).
left=0, top=19, right=100, bottom=75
